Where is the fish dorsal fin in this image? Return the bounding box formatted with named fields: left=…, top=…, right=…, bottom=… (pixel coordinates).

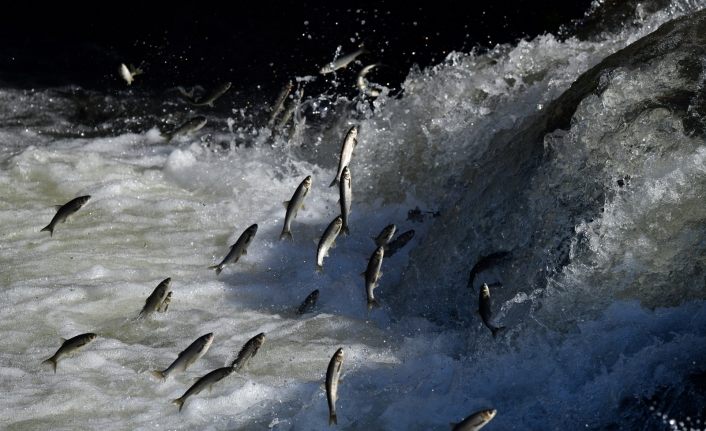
left=283, top=200, right=290, bottom=208
left=60, top=337, right=66, bottom=342
left=54, top=205, right=63, bottom=210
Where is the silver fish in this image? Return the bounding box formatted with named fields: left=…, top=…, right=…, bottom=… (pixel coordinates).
left=152, top=333, right=214, bottom=381
left=158, top=291, right=172, bottom=312
left=40, top=195, right=91, bottom=237
left=276, top=88, right=303, bottom=131
left=119, top=63, right=143, bottom=85
left=357, top=63, right=382, bottom=97
left=137, top=278, right=171, bottom=319
left=297, top=289, right=319, bottom=315
left=329, top=125, right=358, bottom=187
left=364, top=246, right=384, bottom=309
left=384, top=229, right=415, bottom=257
left=268, top=81, right=293, bottom=127
left=280, top=176, right=312, bottom=240
left=326, top=348, right=344, bottom=425
left=316, top=216, right=343, bottom=272
left=451, top=409, right=497, bottom=431
left=42, top=332, right=98, bottom=373
left=188, top=82, right=232, bottom=107
left=479, top=284, right=506, bottom=338
left=373, top=224, right=396, bottom=247
left=320, top=47, right=368, bottom=74
left=162, top=116, right=207, bottom=142
left=210, top=224, right=258, bottom=275
left=230, top=333, right=265, bottom=372
left=171, top=365, right=234, bottom=412
left=339, top=167, right=352, bottom=235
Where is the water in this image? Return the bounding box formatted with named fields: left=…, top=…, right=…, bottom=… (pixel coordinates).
left=2, top=2, right=706, bottom=430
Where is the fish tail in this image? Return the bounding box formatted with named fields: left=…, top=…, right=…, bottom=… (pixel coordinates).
left=315, top=264, right=323, bottom=273
left=329, top=178, right=339, bottom=187
left=367, top=299, right=380, bottom=310
left=40, top=224, right=54, bottom=237
left=208, top=264, right=223, bottom=275
left=491, top=326, right=507, bottom=338
left=42, top=357, right=57, bottom=373
left=172, top=397, right=185, bottom=412
left=329, top=413, right=337, bottom=425
left=150, top=370, right=166, bottom=381
left=342, top=226, right=350, bottom=236
left=280, top=230, right=293, bottom=241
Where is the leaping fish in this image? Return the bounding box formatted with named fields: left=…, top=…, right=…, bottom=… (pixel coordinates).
left=119, top=63, right=143, bottom=85
left=280, top=176, right=312, bottom=241
left=42, top=333, right=98, bottom=373
left=329, top=125, right=358, bottom=187
left=151, top=333, right=214, bottom=381
left=320, top=47, right=368, bottom=74
left=209, top=224, right=258, bottom=275
left=40, top=195, right=91, bottom=237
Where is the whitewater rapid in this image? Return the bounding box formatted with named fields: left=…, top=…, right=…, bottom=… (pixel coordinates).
left=2, top=1, right=706, bottom=430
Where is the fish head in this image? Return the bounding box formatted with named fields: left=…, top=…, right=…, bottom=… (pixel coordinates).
left=341, top=166, right=351, bottom=181
left=348, top=125, right=359, bottom=139
left=480, top=409, right=497, bottom=422
left=253, top=333, right=266, bottom=349
left=319, top=64, right=334, bottom=74
left=334, top=348, right=344, bottom=361
left=303, top=176, right=312, bottom=189
left=333, top=216, right=343, bottom=227
left=84, top=333, right=98, bottom=344
left=201, top=333, right=215, bottom=348
left=77, top=195, right=91, bottom=207
left=384, top=224, right=396, bottom=236
left=310, top=289, right=320, bottom=300
left=375, top=246, right=385, bottom=259
left=481, top=283, right=490, bottom=298
left=221, top=82, right=232, bottom=91
left=246, top=224, right=259, bottom=236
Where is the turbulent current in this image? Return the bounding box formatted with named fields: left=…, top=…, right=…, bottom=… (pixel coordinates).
left=2, top=2, right=706, bottom=430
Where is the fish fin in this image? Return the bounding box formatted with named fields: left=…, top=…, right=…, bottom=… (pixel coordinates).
left=60, top=337, right=67, bottom=342
left=280, top=230, right=293, bottom=241
left=360, top=271, right=366, bottom=277
left=42, top=357, right=57, bottom=373
left=172, top=397, right=185, bottom=412
left=150, top=370, right=166, bottom=381
left=54, top=205, right=63, bottom=210
left=242, top=249, right=247, bottom=255
left=283, top=200, right=290, bottom=208
left=342, top=226, right=350, bottom=236
left=367, top=299, right=380, bottom=310
left=329, top=178, right=339, bottom=187
left=316, top=264, right=323, bottom=273
left=208, top=265, right=223, bottom=275
left=40, top=225, right=54, bottom=236
left=329, top=413, right=337, bottom=425
left=492, top=326, right=507, bottom=338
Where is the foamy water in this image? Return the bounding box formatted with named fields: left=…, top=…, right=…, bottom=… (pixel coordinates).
left=1, top=2, right=706, bottom=430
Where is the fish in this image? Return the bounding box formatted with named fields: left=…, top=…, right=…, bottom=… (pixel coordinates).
left=467, top=251, right=511, bottom=291
left=325, top=348, right=344, bottom=425
left=316, top=216, right=343, bottom=272
left=137, top=278, right=171, bottom=319
left=450, top=409, right=497, bottom=431
left=209, top=224, right=258, bottom=275
left=364, top=246, right=384, bottom=309
left=162, top=116, right=208, bottom=142
left=230, top=333, right=265, bottom=372
left=158, top=291, right=172, bottom=312
left=151, top=333, right=214, bottom=381
left=339, top=167, right=352, bottom=235
left=357, top=63, right=382, bottom=97
left=40, top=195, right=91, bottom=237
left=478, top=283, right=506, bottom=338
left=373, top=224, right=396, bottom=247
left=384, top=230, right=415, bottom=257
left=42, top=332, right=98, bottom=373
left=171, top=366, right=234, bottom=412
left=119, top=63, right=143, bottom=85
left=275, top=88, right=303, bottom=131
left=320, top=47, right=368, bottom=74
left=280, top=176, right=312, bottom=240
left=297, top=289, right=320, bottom=315
left=329, top=125, right=358, bottom=187
left=268, top=81, right=293, bottom=127
left=187, top=82, right=232, bottom=107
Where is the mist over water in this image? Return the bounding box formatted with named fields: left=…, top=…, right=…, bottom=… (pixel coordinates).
left=1, top=1, right=706, bottom=430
